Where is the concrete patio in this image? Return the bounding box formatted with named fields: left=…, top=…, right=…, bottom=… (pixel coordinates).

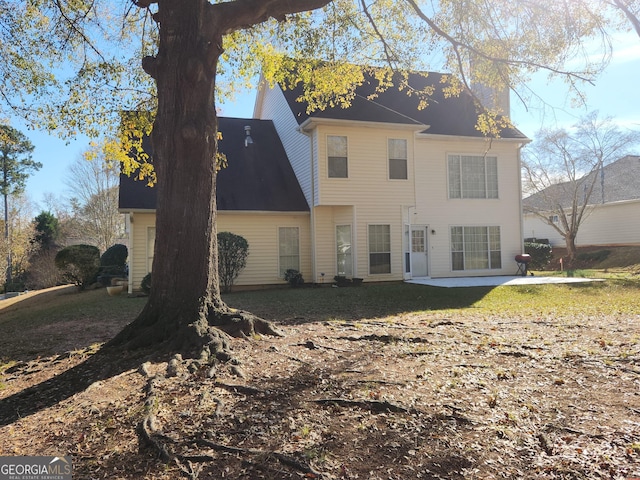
left=406, top=275, right=604, bottom=288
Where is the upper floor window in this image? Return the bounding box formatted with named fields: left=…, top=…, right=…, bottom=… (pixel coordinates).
left=448, top=154, right=498, bottom=199
left=328, top=135, right=348, bottom=178
left=388, top=139, right=408, bottom=180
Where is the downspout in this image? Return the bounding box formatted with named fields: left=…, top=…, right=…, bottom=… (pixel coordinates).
left=127, top=212, right=134, bottom=294
left=407, top=206, right=414, bottom=279
left=517, top=143, right=526, bottom=252
left=299, top=127, right=317, bottom=283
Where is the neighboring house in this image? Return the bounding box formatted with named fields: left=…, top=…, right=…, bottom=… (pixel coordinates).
left=120, top=71, right=530, bottom=291
left=523, top=155, right=640, bottom=247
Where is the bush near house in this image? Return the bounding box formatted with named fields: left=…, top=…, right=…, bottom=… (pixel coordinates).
left=524, top=240, right=553, bottom=270
left=140, top=272, right=152, bottom=295
left=98, top=243, right=128, bottom=286
left=217, top=232, right=249, bottom=293
left=284, top=269, right=304, bottom=287
left=54, top=244, right=100, bottom=290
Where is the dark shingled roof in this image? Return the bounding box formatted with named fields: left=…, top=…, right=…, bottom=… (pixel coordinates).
left=523, top=155, right=640, bottom=209
left=281, top=71, right=527, bottom=139
left=119, top=117, right=309, bottom=212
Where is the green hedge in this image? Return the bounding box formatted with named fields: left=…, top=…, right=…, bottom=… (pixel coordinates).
left=524, top=242, right=553, bottom=270
left=55, top=244, right=100, bottom=290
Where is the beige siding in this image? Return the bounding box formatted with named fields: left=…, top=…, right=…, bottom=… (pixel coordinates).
left=217, top=212, right=312, bottom=286
left=257, top=84, right=314, bottom=206
left=312, top=206, right=357, bottom=283
left=129, top=211, right=311, bottom=290
left=524, top=200, right=640, bottom=248
left=412, top=136, right=524, bottom=277
left=355, top=205, right=406, bottom=281
left=315, top=126, right=416, bottom=208
left=310, top=125, right=525, bottom=279
left=129, top=212, right=156, bottom=291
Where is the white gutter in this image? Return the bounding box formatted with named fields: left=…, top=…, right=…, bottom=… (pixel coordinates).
left=296, top=127, right=317, bottom=283
left=298, top=117, right=428, bottom=133
left=127, top=212, right=134, bottom=294
left=416, top=132, right=529, bottom=143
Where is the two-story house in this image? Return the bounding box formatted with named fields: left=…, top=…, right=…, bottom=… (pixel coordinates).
left=119, top=70, right=529, bottom=291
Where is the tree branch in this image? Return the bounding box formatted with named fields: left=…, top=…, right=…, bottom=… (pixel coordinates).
left=211, top=0, right=333, bottom=35
left=611, top=0, right=640, bottom=38
left=403, top=0, right=597, bottom=85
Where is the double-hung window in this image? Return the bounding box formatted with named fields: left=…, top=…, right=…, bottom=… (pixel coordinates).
left=451, top=226, right=501, bottom=271
left=328, top=135, right=348, bottom=178
left=368, top=224, right=391, bottom=274
left=278, top=227, right=300, bottom=277
left=448, top=154, right=498, bottom=199
left=388, top=139, right=408, bottom=180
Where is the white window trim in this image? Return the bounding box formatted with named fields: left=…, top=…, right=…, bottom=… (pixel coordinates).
left=367, top=223, right=392, bottom=275
left=450, top=225, right=502, bottom=271
left=387, top=137, right=408, bottom=181
left=327, top=134, right=349, bottom=179
left=278, top=226, right=301, bottom=278
left=447, top=153, right=499, bottom=199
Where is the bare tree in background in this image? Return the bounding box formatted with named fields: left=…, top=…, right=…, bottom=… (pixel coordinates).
left=65, top=145, right=124, bottom=253
left=522, top=112, right=640, bottom=263
left=0, top=194, right=37, bottom=290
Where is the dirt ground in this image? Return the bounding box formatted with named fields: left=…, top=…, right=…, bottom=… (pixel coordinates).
left=1, top=294, right=639, bottom=479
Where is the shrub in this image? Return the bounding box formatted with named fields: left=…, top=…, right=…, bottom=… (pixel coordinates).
left=54, top=244, right=100, bottom=290
left=100, top=244, right=128, bottom=270
left=284, top=269, right=304, bottom=287
left=218, top=232, right=249, bottom=293
left=524, top=242, right=553, bottom=270
left=26, top=248, right=64, bottom=290
left=141, top=272, right=152, bottom=295
left=524, top=237, right=550, bottom=245
left=98, top=244, right=128, bottom=286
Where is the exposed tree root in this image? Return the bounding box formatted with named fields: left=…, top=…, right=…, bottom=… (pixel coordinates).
left=106, top=306, right=284, bottom=371
left=136, top=364, right=324, bottom=478
left=209, top=309, right=284, bottom=339
left=213, top=381, right=263, bottom=395
left=195, top=439, right=324, bottom=477
left=311, top=397, right=411, bottom=414
left=138, top=374, right=174, bottom=462
left=338, top=334, right=432, bottom=344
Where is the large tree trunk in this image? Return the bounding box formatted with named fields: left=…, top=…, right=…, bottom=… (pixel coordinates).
left=108, top=0, right=278, bottom=358
left=109, top=0, right=333, bottom=358
left=564, top=232, right=578, bottom=267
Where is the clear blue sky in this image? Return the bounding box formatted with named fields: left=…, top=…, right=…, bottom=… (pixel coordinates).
left=20, top=32, right=640, bottom=210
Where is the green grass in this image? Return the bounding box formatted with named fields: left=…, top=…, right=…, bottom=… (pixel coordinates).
left=1, top=276, right=638, bottom=362
left=224, top=276, right=640, bottom=323
left=0, top=288, right=147, bottom=328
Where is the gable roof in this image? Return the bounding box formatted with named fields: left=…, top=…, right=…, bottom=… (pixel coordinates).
left=523, top=155, right=640, bottom=210
left=119, top=117, right=309, bottom=213
left=279, top=71, right=527, bottom=139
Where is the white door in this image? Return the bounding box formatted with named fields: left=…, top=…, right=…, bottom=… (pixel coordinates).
left=411, top=226, right=428, bottom=277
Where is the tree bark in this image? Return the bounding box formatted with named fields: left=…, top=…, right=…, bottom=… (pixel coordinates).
left=109, top=0, right=223, bottom=355
left=108, top=0, right=338, bottom=356
left=564, top=233, right=578, bottom=266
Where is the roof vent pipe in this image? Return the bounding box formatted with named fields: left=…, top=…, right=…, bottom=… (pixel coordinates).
left=244, top=125, right=253, bottom=147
